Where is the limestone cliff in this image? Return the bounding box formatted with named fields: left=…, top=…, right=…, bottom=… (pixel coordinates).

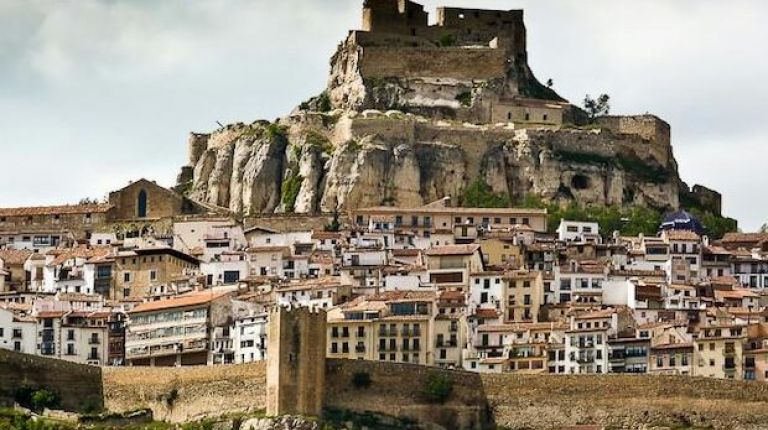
left=177, top=0, right=721, bottom=217
left=182, top=112, right=700, bottom=216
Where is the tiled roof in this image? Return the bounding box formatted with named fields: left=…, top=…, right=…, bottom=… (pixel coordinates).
left=664, top=230, right=700, bottom=241
left=50, top=247, right=111, bottom=266
left=0, top=249, right=33, bottom=265
left=130, top=290, right=231, bottom=313
left=721, top=233, right=768, bottom=244
left=0, top=203, right=111, bottom=217
left=392, top=249, right=421, bottom=256
left=472, top=308, right=500, bottom=319
left=424, top=244, right=479, bottom=256
left=715, top=289, right=759, bottom=300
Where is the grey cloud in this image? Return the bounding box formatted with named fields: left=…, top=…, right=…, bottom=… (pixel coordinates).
left=0, top=0, right=765, bottom=229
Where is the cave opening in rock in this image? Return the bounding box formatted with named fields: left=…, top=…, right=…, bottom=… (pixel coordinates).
left=571, top=174, right=591, bottom=190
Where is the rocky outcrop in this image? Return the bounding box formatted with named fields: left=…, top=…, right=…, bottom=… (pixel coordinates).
left=175, top=1, right=720, bottom=217
left=179, top=112, right=695, bottom=215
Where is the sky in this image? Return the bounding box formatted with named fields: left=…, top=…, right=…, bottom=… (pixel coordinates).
left=0, top=0, right=766, bottom=230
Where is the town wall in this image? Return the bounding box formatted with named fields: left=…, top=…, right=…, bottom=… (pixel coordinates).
left=7, top=347, right=768, bottom=428
left=359, top=47, right=507, bottom=80
left=325, top=359, right=490, bottom=430
left=101, top=362, right=267, bottom=423
left=0, top=349, right=103, bottom=412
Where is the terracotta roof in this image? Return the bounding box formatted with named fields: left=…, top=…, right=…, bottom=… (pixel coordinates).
left=36, top=311, right=66, bottom=318
left=715, top=289, right=759, bottom=300
left=472, top=308, right=500, bottom=319
left=575, top=309, right=614, bottom=320
left=703, top=245, right=732, bottom=255
left=424, top=244, right=479, bottom=256
left=0, top=203, right=111, bottom=217
left=247, top=246, right=290, bottom=253
left=392, top=249, right=421, bottom=256
left=0, top=249, right=33, bottom=265
left=664, top=230, right=700, bottom=241
left=130, top=290, right=231, bottom=313
left=50, top=246, right=111, bottom=266
left=721, top=232, right=768, bottom=244
left=312, top=231, right=343, bottom=240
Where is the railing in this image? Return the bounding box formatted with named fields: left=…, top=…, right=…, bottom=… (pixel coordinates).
left=355, top=345, right=366, bottom=353
left=89, top=337, right=100, bottom=345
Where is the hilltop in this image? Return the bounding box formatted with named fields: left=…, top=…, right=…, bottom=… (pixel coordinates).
left=176, top=0, right=726, bottom=228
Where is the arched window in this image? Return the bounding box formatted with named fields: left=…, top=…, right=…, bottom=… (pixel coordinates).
left=137, top=190, right=147, bottom=218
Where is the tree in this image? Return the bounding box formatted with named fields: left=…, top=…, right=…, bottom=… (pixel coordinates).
left=462, top=179, right=510, bottom=208
left=760, top=223, right=768, bottom=233
left=583, top=94, right=611, bottom=120
left=546, top=78, right=554, bottom=88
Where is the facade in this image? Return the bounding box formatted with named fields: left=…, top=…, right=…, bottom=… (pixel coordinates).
left=694, top=324, right=746, bottom=379
left=125, top=290, right=232, bottom=366
left=113, top=248, right=200, bottom=299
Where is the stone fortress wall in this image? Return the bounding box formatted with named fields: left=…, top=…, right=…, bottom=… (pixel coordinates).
left=0, top=348, right=104, bottom=412
left=7, top=347, right=768, bottom=429
left=101, top=362, right=267, bottom=423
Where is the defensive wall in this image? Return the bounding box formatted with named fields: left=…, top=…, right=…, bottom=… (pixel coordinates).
left=7, top=348, right=768, bottom=428
left=358, top=46, right=507, bottom=81
left=345, top=115, right=674, bottom=174
left=0, top=348, right=104, bottom=413
left=101, top=362, right=267, bottom=423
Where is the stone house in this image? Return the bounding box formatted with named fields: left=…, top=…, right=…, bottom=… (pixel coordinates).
left=113, top=247, right=200, bottom=300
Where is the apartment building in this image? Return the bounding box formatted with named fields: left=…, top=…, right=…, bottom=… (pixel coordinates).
left=326, top=291, right=435, bottom=365
left=565, top=309, right=618, bottom=374
left=694, top=324, right=746, bottom=379
left=502, top=270, right=543, bottom=323
left=125, top=290, right=232, bottom=366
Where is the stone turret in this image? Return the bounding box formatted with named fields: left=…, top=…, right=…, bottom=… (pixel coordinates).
left=266, top=306, right=327, bottom=417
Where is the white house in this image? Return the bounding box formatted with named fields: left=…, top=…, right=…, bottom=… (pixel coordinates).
left=556, top=220, right=600, bottom=244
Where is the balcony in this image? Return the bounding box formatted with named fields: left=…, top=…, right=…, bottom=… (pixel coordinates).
left=577, top=356, right=595, bottom=364
left=355, top=345, right=366, bottom=353
left=89, top=337, right=101, bottom=345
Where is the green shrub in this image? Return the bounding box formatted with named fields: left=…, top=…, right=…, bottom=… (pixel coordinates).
left=317, top=91, right=332, bottom=113
left=14, top=385, right=59, bottom=413
left=281, top=174, right=303, bottom=213
left=305, top=131, right=333, bottom=155
left=455, top=91, right=472, bottom=107
left=462, top=179, right=509, bottom=208
left=351, top=372, right=372, bottom=389
left=438, top=34, right=456, bottom=47
left=265, top=123, right=288, bottom=139
left=423, top=373, right=453, bottom=404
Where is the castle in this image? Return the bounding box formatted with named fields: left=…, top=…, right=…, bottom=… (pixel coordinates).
left=329, top=0, right=576, bottom=126
left=177, top=0, right=724, bottom=219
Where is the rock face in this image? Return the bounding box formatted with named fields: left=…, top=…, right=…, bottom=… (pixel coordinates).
left=177, top=0, right=721, bottom=216
left=183, top=113, right=694, bottom=215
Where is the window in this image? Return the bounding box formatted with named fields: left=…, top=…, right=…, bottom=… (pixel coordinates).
left=123, top=272, right=131, bottom=283
left=137, top=190, right=148, bottom=218
left=150, top=270, right=157, bottom=281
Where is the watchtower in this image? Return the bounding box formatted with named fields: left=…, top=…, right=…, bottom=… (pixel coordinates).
left=266, top=306, right=327, bottom=417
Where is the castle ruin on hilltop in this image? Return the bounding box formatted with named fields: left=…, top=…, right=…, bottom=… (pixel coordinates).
left=178, top=0, right=725, bottom=219
left=329, top=0, right=577, bottom=125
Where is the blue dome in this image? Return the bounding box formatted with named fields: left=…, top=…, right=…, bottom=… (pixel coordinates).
left=660, top=210, right=704, bottom=234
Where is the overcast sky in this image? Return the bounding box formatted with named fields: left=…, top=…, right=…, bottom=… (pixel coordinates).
left=0, top=1, right=765, bottom=230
